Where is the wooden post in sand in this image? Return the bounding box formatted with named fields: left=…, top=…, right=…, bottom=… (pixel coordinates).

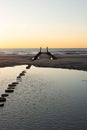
left=46, top=47, right=48, bottom=53
left=40, top=47, right=42, bottom=53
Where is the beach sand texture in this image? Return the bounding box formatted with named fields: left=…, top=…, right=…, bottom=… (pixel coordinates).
left=0, top=53, right=87, bottom=71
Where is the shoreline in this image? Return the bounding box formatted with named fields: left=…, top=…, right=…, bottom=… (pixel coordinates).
left=0, top=53, right=87, bottom=71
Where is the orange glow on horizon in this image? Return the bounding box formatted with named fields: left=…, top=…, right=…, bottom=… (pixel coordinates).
left=0, top=40, right=87, bottom=48
left=0, top=0, right=87, bottom=49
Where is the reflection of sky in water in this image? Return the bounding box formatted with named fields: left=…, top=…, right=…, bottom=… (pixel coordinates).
left=0, top=66, right=87, bottom=130
left=0, top=65, right=26, bottom=94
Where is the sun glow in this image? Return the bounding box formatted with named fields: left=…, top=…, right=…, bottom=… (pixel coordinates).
left=0, top=0, right=87, bottom=48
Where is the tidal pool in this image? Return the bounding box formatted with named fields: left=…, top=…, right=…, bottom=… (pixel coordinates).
left=0, top=65, right=87, bottom=130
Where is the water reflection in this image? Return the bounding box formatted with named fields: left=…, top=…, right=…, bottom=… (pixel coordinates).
left=0, top=65, right=26, bottom=94
left=0, top=66, right=87, bottom=130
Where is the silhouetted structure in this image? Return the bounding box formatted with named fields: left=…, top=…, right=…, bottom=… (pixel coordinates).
left=40, top=47, right=42, bottom=53
left=32, top=47, right=57, bottom=61
left=46, top=47, right=48, bottom=53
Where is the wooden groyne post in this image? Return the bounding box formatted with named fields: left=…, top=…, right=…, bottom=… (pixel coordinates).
left=32, top=47, right=42, bottom=61
left=46, top=47, right=57, bottom=60
left=32, top=47, right=57, bottom=61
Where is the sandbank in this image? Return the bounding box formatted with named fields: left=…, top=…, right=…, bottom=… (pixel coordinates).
left=0, top=53, right=87, bottom=71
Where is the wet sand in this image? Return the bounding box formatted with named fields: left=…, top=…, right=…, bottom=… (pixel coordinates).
left=0, top=53, right=87, bottom=71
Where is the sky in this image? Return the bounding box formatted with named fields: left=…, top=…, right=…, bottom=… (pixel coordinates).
left=0, top=0, right=87, bottom=48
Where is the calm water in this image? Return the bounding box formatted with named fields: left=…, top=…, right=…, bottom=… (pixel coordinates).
left=0, top=66, right=87, bottom=130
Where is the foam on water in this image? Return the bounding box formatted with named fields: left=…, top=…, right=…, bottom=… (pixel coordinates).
left=0, top=48, right=87, bottom=55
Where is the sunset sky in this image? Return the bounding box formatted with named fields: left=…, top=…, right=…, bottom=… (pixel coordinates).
left=0, top=0, right=87, bottom=48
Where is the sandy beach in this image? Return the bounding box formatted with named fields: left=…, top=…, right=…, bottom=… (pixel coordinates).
left=0, top=53, right=87, bottom=71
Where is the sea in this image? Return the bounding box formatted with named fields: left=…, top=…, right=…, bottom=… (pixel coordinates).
left=0, top=48, right=87, bottom=55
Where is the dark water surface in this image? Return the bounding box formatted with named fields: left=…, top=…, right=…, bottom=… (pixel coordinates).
left=0, top=48, right=87, bottom=55
left=0, top=66, right=87, bottom=130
